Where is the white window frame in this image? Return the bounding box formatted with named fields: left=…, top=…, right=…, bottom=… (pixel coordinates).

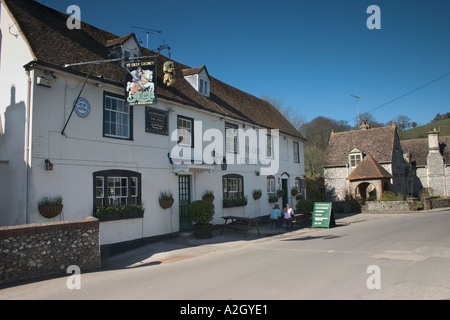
left=223, top=174, right=244, bottom=200
left=104, top=93, right=131, bottom=139
left=177, top=116, right=193, bottom=147
left=267, top=175, right=275, bottom=194
left=349, top=153, right=362, bottom=168
left=225, top=123, right=238, bottom=153
left=107, top=177, right=129, bottom=206
left=199, top=78, right=209, bottom=96
left=293, top=141, right=300, bottom=163
left=266, top=131, right=273, bottom=158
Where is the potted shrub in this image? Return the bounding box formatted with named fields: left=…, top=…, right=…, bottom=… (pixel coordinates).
left=253, top=189, right=262, bottom=200
left=188, top=200, right=215, bottom=239
left=159, top=191, right=174, bottom=209
left=202, top=190, right=215, bottom=202
left=38, top=195, right=63, bottom=218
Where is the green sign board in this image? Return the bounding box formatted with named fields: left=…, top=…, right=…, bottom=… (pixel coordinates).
left=312, top=202, right=335, bottom=228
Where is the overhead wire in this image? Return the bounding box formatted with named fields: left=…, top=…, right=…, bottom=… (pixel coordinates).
left=348, top=71, right=450, bottom=123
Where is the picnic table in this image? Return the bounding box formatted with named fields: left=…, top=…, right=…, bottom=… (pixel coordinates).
left=220, top=216, right=261, bottom=237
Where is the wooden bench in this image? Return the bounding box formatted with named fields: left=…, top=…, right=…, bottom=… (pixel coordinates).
left=269, top=213, right=311, bottom=230
left=220, top=216, right=261, bottom=237
left=290, top=213, right=311, bottom=229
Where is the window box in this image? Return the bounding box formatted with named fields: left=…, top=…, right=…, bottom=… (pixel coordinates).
left=93, top=204, right=144, bottom=222
left=223, top=197, right=248, bottom=208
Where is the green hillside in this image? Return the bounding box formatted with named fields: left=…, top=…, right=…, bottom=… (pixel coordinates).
left=398, top=118, right=450, bottom=140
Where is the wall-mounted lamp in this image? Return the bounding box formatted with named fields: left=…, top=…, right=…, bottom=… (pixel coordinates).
left=221, top=157, right=227, bottom=171
left=45, top=159, right=53, bottom=171
left=36, top=77, right=52, bottom=88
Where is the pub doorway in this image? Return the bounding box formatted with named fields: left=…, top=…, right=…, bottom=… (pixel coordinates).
left=178, top=175, right=192, bottom=231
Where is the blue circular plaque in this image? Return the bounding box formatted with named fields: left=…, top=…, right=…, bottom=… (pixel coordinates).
left=75, top=97, right=90, bottom=117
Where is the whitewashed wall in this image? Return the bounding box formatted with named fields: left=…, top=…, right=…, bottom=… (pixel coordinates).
left=0, top=5, right=34, bottom=226
left=26, top=67, right=304, bottom=245
left=1, top=4, right=304, bottom=244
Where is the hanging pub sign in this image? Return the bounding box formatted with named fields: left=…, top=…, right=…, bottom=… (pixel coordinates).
left=125, top=60, right=156, bottom=105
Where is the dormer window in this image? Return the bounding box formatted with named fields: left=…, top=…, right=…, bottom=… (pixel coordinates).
left=349, top=148, right=363, bottom=168
left=199, top=78, right=208, bottom=95
left=182, top=65, right=210, bottom=97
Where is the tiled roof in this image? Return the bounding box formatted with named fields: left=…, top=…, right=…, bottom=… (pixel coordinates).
left=324, top=126, right=397, bottom=167
left=400, top=135, right=450, bottom=166
left=4, top=0, right=304, bottom=140
left=346, top=153, right=393, bottom=181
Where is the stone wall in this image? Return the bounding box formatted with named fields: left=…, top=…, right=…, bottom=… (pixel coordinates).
left=430, top=198, right=450, bottom=209
left=0, top=217, right=100, bottom=285
left=362, top=200, right=412, bottom=212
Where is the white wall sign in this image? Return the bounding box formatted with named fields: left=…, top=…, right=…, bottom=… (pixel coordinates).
left=75, top=97, right=90, bottom=117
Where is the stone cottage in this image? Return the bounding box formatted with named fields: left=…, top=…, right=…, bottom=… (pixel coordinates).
left=400, top=129, right=450, bottom=197
left=323, top=123, right=406, bottom=201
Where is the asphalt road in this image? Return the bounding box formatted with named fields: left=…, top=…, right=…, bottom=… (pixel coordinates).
left=1, top=210, right=449, bottom=301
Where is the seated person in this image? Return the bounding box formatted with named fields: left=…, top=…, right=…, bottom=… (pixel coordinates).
left=270, top=204, right=282, bottom=228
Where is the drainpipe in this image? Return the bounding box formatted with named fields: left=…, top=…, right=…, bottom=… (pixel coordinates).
left=25, top=70, right=33, bottom=224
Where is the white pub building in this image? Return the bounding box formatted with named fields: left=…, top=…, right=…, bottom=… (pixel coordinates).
left=0, top=0, right=305, bottom=253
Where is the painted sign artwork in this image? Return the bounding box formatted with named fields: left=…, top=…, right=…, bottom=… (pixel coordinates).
left=125, top=60, right=156, bottom=105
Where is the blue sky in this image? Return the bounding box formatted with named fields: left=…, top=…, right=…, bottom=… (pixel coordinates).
left=42, top=0, right=450, bottom=126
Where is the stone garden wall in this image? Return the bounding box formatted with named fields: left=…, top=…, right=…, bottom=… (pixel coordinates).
left=0, top=217, right=100, bottom=285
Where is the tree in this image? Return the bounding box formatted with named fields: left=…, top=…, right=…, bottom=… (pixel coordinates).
left=389, top=114, right=411, bottom=131
left=261, top=94, right=306, bottom=132
left=358, top=112, right=384, bottom=128
left=432, top=112, right=450, bottom=122
left=304, top=144, right=326, bottom=178
left=300, top=116, right=351, bottom=178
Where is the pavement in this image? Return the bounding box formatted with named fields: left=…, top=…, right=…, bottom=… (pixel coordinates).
left=101, top=211, right=412, bottom=270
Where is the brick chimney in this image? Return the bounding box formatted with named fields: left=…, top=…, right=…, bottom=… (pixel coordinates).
left=360, top=121, right=370, bottom=130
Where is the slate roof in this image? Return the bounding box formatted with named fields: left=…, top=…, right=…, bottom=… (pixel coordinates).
left=400, top=135, right=450, bottom=166
left=324, top=126, right=397, bottom=167
left=346, top=153, right=393, bottom=181
left=4, top=0, right=304, bottom=140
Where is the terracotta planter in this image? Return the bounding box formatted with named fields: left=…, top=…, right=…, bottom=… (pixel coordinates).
left=202, top=196, right=215, bottom=202
left=39, top=205, right=63, bottom=218
left=159, top=199, right=174, bottom=209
